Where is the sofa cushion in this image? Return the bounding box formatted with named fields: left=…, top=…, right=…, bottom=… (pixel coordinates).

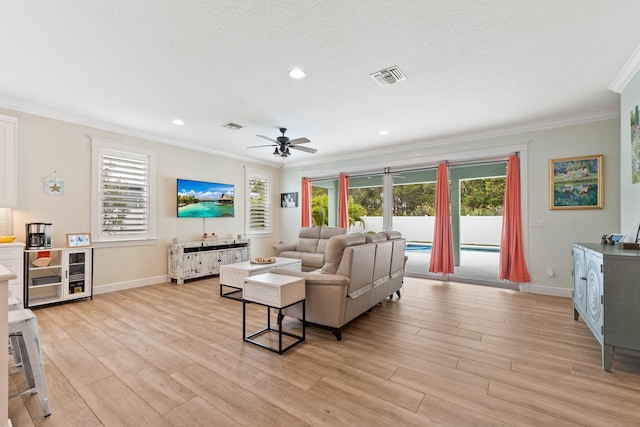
left=381, top=230, right=402, bottom=240
left=319, top=227, right=347, bottom=239
left=300, top=252, right=325, bottom=269
left=298, top=227, right=322, bottom=239
left=278, top=251, right=302, bottom=260
left=320, top=233, right=366, bottom=274
left=365, top=232, right=388, bottom=243
left=317, top=228, right=347, bottom=253
left=297, top=238, right=319, bottom=253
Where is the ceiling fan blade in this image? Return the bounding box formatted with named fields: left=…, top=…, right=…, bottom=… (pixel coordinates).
left=291, top=145, right=317, bottom=154
left=256, top=134, right=278, bottom=143
left=247, top=144, right=276, bottom=148
left=288, top=137, right=311, bottom=145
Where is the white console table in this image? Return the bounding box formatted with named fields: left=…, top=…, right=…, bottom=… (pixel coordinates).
left=168, top=239, right=250, bottom=284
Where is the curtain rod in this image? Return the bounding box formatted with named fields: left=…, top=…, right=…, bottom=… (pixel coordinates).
left=306, top=152, right=517, bottom=181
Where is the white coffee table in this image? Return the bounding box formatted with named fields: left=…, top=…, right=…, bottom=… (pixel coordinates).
left=242, top=273, right=305, bottom=354
left=219, top=257, right=301, bottom=300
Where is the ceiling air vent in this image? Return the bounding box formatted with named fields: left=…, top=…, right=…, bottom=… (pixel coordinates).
left=370, top=66, right=407, bottom=87
left=221, top=122, right=243, bottom=130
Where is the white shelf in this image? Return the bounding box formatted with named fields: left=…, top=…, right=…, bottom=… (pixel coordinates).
left=28, top=282, right=62, bottom=288
left=24, top=247, right=93, bottom=307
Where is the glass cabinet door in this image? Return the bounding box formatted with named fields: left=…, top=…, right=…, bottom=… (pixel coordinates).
left=64, top=248, right=92, bottom=299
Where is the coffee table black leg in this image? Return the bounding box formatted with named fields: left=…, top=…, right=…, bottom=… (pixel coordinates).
left=278, top=308, right=284, bottom=354
left=302, top=300, right=306, bottom=341
left=267, top=306, right=271, bottom=331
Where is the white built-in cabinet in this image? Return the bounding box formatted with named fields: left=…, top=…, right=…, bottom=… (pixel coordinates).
left=168, top=239, right=250, bottom=284
left=0, top=242, right=24, bottom=298
left=0, top=114, right=17, bottom=207
left=24, top=247, right=93, bottom=307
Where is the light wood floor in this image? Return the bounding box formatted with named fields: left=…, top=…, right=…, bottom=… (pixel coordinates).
left=9, top=276, right=640, bottom=426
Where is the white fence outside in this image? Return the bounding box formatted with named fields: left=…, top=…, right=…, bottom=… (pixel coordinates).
left=355, top=216, right=502, bottom=246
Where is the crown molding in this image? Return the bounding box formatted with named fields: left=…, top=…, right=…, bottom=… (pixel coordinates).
left=285, top=109, right=619, bottom=169
left=610, top=43, right=640, bottom=93
left=0, top=97, right=619, bottom=171
left=0, top=97, right=280, bottom=168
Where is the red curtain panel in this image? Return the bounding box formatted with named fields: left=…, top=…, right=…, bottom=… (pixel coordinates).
left=429, top=163, right=455, bottom=274
left=499, top=156, right=531, bottom=282
left=338, top=174, right=349, bottom=228
left=301, top=178, right=312, bottom=226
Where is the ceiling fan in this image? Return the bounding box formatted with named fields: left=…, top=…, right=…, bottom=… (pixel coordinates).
left=248, top=127, right=317, bottom=157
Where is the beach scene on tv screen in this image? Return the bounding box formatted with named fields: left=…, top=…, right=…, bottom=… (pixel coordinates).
left=177, top=179, right=234, bottom=218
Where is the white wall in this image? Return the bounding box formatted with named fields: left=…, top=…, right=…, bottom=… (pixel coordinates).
left=3, top=105, right=623, bottom=296
left=2, top=107, right=281, bottom=293
left=360, top=216, right=502, bottom=246
left=280, top=118, right=621, bottom=295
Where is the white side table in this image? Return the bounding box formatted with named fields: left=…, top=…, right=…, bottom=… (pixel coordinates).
left=220, top=257, right=301, bottom=300
left=242, top=273, right=305, bottom=354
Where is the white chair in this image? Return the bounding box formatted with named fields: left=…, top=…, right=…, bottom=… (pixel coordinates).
left=8, top=308, right=51, bottom=417
left=8, top=296, right=24, bottom=365
left=8, top=296, right=23, bottom=311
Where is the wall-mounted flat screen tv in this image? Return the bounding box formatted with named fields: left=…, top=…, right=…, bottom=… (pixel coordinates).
left=177, top=178, right=234, bottom=218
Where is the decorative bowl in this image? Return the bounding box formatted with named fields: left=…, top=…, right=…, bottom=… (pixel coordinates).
left=32, top=257, right=52, bottom=267
left=252, top=257, right=276, bottom=264
left=0, top=236, right=17, bottom=243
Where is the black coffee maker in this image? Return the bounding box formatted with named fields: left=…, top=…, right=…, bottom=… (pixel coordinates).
left=26, top=223, right=52, bottom=249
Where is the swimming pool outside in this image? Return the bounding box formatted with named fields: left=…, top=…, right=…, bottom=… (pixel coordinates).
left=404, top=242, right=506, bottom=287
left=405, top=243, right=500, bottom=253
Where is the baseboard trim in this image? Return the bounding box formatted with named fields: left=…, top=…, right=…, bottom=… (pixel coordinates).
left=92, top=275, right=572, bottom=300
left=93, top=275, right=169, bottom=295
left=519, top=283, right=572, bottom=298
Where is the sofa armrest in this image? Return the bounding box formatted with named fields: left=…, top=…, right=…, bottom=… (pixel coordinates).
left=270, top=268, right=350, bottom=287
left=273, top=243, right=296, bottom=255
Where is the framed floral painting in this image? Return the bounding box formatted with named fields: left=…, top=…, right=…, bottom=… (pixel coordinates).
left=549, top=155, right=603, bottom=209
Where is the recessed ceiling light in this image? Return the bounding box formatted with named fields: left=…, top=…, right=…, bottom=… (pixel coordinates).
left=288, top=68, right=306, bottom=79
left=379, top=129, right=389, bottom=135
left=172, top=119, right=184, bottom=126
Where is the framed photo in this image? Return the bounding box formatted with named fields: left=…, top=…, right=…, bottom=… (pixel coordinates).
left=66, top=233, right=91, bottom=248
left=549, top=154, right=603, bottom=210
left=610, top=233, right=626, bottom=244
left=281, top=192, right=298, bottom=208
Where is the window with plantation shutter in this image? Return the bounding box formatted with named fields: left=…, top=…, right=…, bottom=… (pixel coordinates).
left=245, top=167, right=272, bottom=234
left=91, top=137, right=156, bottom=244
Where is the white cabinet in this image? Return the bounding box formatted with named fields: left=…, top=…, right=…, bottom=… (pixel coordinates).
left=0, top=242, right=24, bottom=298
left=168, top=239, right=250, bottom=284
left=24, top=247, right=93, bottom=307
left=0, top=114, right=17, bottom=207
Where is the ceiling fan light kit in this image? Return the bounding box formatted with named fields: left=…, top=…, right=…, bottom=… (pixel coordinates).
left=248, top=127, right=317, bottom=159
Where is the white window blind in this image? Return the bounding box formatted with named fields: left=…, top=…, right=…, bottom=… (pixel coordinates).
left=100, top=153, right=148, bottom=235
left=246, top=168, right=272, bottom=234
left=92, top=137, right=156, bottom=244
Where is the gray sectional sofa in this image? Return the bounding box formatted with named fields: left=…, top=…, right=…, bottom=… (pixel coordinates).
left=271, top=230, right=406, bottom=340
left=273, top=226, right=347, bottom=271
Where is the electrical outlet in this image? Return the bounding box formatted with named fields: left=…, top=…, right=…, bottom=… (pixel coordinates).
left=546, top=266, right=554, bottom=277
left=529, top=220, right=547, bottom=228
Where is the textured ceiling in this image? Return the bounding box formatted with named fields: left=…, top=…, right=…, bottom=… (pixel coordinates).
left=1, top=1, right=639, bottom=167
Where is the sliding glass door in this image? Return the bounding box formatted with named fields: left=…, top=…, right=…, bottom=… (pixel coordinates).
left=307, top=160, right=509, bottom=286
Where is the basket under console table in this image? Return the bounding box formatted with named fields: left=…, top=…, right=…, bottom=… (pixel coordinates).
left=168, top=239, right=250, bottom=284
